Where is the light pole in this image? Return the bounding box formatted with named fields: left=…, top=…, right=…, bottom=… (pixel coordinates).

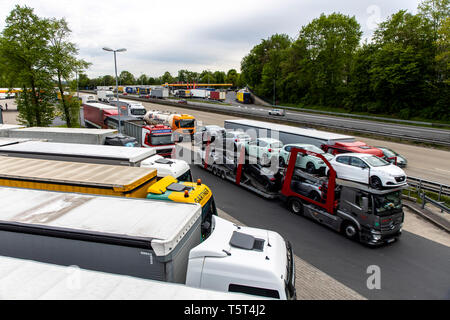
left=103, top=47, right=126, bottom=134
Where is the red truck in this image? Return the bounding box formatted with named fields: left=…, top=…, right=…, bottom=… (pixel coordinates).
left=209, top=91, right=226, bottom=101
left=83, top=102, right=118, bottom=129
left=321, top=141, right=384, bottom=158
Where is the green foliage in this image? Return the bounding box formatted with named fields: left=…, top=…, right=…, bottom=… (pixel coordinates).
left=57, top=95, right=81, bottom=127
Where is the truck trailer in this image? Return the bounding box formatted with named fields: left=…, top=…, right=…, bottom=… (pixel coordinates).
left=7, top=127, right=118, bottom=145
left=97, top=90, right=115, bottom=102
left=0, top=256, right=262, bottom=300
left=0, top=156, right=158, bottom=198
left=224, top=119, right=355, bottom=148
left=209, top=91, right=226, bottom=101
left=150, top=87, right=169, bottom=99
left=0, top=140, right=192, bottom=181
left=0, top=187, right=295, bottom=299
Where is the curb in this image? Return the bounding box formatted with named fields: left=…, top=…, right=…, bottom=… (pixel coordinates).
left=403, top=201, right=450, bottom=234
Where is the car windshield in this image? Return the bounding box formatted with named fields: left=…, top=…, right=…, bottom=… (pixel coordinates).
left=382, top=148, right=397, bottom=157
left=180, top=119, right=195, bottom=128
left=271, top=142, right=283, bottom=148
left=373, top=191, right=402, bottom=216
left=362, top=156, right=390, bottom=167
left=131, top=108, right=146, bottom=116
left=302, top=145, right=324, bottom=154
left=150, top=134, right=173, bottom=145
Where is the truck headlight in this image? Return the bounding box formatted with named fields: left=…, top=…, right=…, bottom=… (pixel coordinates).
left=373, top=234, right=381, bottom=241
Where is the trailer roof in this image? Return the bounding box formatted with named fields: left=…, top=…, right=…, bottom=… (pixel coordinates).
left=83, top=102, right=118, bottom=110
left=0, top=156, right=156, bottom=191
left=8, top=126, right=117, bottom=134
left=225, top=119, right=354, bottom=142
left=0, top=137, right=36, bottom=147
left=0, top=141, right=156, bottom=162
left=0, top=256, right=262, bottom=299
left=0, top=187, right=201, bottom=256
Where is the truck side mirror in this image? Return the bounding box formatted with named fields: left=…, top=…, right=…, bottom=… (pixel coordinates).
left=362, top=197, right=369, bottom=212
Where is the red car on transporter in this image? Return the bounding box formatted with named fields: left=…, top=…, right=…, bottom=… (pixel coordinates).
left=321, top=141, right=384, bottom=158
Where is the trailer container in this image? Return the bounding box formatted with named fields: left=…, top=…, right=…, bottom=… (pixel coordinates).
left=0, top=140, right=191, bottom=181
left=209, top=91, right=226, bottom=101
left=224, top=119, right=355, bottom=148
left=150, top=88, right=169, bottom=99
left=190, top=89, right=209, bottom=99
left=0, top=124, right=25, bottom=137
left=0, top=256, right=261, bottom=300
left=0, top=187, right=295, bottom=299
left=83, top=102, right=119, bottom=129
left=7, top=127, right=117, bottom=145
left=236, top=91, right=252, bottom=104
left=0, top=137, right=35, bottom=147
left=0, top=156, right=157, bottom=198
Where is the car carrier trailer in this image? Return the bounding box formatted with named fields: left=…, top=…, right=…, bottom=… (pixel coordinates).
left=0, top=187, right=295, bottom=299
left=0, top=256, right=262, bottom=300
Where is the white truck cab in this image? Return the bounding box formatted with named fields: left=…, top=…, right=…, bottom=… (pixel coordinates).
left=140, top=154, right=193, bottom=182
left=186, top=216, right=296, bottom=300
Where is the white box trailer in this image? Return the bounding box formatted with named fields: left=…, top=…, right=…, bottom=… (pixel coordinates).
left=7, top=127, right=118, bottom=145
left=224, top=119, right=355, bottom=148
left=0, top=137, right=38, bottom=147
left=0, top=256, right=262, bottom=300
left=150, top=88, right=169, bottom=99
left=0, top=187, right=295, bottom=299
left=0, top=124, right=25, bottom=137
left=190, top=89, right=209, bottom=99
left=0, top=140, right=192, bottom=181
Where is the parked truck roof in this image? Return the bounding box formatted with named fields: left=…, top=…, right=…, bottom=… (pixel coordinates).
left=0, top=156, right=156, bottom=191
left=0, top=141, right=156, bottom=164
left=0, top=186, right=202, bottom=257
left=0, top=256, right=262, bottom=300
left=0, top=137, right=37, bottom=147
left=224, top=119, right=355, bottom=144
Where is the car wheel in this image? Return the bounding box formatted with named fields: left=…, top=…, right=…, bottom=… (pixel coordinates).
left=306, top=162, right=316, bottom=174
left=342, top=222, right=359, bottom=240
left=288, top=198, right=303, bottom=215
left=370, top=176, right=383, bottom=190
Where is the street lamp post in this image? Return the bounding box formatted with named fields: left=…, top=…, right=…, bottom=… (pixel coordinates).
left=102, top=47, right=127, bottom=134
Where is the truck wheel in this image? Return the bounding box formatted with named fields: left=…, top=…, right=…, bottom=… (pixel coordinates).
left=288, top=198, right=303, bottom=215
left=342, top=222, right=358, bottom=240
left=306, top=162, right=315, bottom=174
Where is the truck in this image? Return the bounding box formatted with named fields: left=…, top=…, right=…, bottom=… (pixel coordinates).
left=190, top=89, right=209, bottom=99
left=197, top=144, right=405, bottom=245
left=144, top=110, right=196, bottom=140
left=83, top=102, right=119, bottom=129
left=146, top=175, right=217, bottom=239
left=280, top=147, right=405, bottom=246
left=81, top=94, right=97, bottom=104
left=236, top=90, right=252, bottom=104
left=224, top=119, right=355, bottom=148
left=0, top=256, right=263, bottom=300
left=97, top=90, right=115, bottom=102
left=109, top=100, right=147, bottom=118
left=150, top=87, right=169, bottom=99
left=7, top=126, right=118, bottom=145
left=0, top=186, right=295, bottom=299
left=0, top=140, right=192, bottom=182
left=210, top=91, right=226, bottom=101
left=0, top=156, right=159, bottom=198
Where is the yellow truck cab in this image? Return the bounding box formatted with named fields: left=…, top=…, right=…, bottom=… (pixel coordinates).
left=146, top=176, right=217, bottom=239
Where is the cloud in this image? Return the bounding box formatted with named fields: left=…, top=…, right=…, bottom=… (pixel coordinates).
left=0, top=0, right=421, bottom=78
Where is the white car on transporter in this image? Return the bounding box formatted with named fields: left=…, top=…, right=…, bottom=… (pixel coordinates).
left=327, top=153, right=407, bottom=189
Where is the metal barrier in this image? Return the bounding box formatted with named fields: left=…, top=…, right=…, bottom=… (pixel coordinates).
left=407, top=177, right=450, bottom=198
left=421, top=194, right=450, bottom=214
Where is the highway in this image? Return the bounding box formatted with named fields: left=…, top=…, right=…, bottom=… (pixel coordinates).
left=190, top=164, right=450, bottom=300
left=120, top=96, right=450, bottom=185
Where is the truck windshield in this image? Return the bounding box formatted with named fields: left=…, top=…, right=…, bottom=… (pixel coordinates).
left=150, top=134, right=173, bottom=145
left=373, top=191, right=402, bottom=216
left=131, top=109, right=146, bottom=116
left=177, top=169, right=193, bottom=182
left=201, top=196, right=218, bottom=240
left=180, top=119, right=195, bottom=128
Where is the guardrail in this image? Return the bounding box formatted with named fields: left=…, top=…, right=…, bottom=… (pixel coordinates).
left=406, top=177, right=450, bottom=198
left=421, top=194, right=450, bottom=214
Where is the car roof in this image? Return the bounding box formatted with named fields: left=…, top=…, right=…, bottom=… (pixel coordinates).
left=258, top=137, right=281, bottom=143
left=335, top=153, right=376, bottom=158
left=285, top=143, right=315, bottom=147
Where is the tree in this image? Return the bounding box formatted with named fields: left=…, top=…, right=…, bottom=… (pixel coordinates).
left=47, top=17, right=90, bottom=127
left=161, top=71, right=174, bottom=84
left=119, top=71, right=135, bottom=85
left=0, top=5, right=55, bottom=126
left=213, top=71, right=226, bottom=83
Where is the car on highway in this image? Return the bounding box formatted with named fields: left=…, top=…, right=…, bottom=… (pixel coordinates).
left=278, top=143, right=334, bottom=174
left=243, top=137, right=284, bottom=165
left=322, top=141, right=384, bottom=158
left=268, top=108, right=286, bottom=116
left=375, top=146, right=407, bottom=167
left=177, top=99, right=187, bottom=104
left=211, top=151, right=238, bottom=173
left=223, top=130, right=252, bottom=151
left=327, top=153, right=407, bottom=189
left=244, top=163, right=282, bottom=191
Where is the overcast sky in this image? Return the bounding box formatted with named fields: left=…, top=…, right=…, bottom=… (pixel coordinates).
left=0, top=0, right=421, bottom=79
